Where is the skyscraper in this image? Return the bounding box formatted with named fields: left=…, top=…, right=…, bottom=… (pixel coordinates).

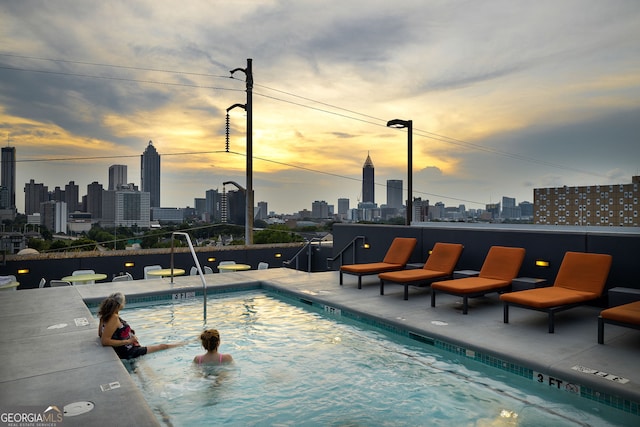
left=141, top=141, right=160, bottom=207
left=1, top=146, right=16, bottom=209
left=386, top=179, right=403, bottom=209
left=109, top=165, right=127, bottom=190
left=362, top=152, right=374, bottom=204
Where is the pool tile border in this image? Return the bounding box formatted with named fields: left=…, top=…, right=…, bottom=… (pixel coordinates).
left=84, top=283, right=640, bottom=418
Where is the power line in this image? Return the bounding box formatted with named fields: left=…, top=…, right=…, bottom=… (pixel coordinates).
left=0, top=65, right=243, bottom=92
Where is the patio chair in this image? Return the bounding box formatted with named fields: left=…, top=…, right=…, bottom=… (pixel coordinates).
left=431, top=246, right=526, bottom=314
left=112, top=272, right=133, bottom=282
left=144, top=265, right=162, bottom=279
left=204, top=266, right=214, bottom=274
left=598, top=301, right=640, bottom=344
left=218, top=260, right=236, bottom=273
left=38, top=278, right=46, bottom=288
left=340, top=237, right=417, bottom=289
left=501, top=251, right=612, bottom=333
left=72, top=269, right=96, bottom=285
left=258, top=262, right=269, bottom=270
left=190, top=266, right=198, bottom=275
left=50, top=280, right=72, bottom=287
left=379, top=242, right=464, bottom=300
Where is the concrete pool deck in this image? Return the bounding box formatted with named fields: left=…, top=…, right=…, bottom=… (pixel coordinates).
left=1, top=267, right=638, bottom=425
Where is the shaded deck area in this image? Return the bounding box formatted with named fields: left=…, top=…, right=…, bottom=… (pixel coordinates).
left=1, top=268, right=638, bottom=425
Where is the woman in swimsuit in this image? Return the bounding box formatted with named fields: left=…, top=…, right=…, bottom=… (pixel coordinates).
left=98, top=292, right=183, bottom=359
left=194, top=329, right=233, bottom=365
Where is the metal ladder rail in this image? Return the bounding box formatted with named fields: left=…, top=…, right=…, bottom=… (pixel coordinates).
left=283, top=237, right=324, bottom=272
left=326, top=235, right=366, bottom=269
left=171, top=232, right=208, bottom=321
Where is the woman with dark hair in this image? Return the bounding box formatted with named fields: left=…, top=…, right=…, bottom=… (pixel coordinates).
left=98, top=292, right=182, bottom=359
left=194, top=329, right=233, bottom=365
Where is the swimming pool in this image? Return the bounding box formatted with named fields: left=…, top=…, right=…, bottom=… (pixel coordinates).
left=113, top=291, right=630, bottom=426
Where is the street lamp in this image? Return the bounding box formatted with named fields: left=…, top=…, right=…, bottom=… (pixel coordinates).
left=386, top=119, right=413, bottom=225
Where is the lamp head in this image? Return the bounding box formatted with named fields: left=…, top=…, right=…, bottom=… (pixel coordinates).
left=386, top=119, right=411, bottom=129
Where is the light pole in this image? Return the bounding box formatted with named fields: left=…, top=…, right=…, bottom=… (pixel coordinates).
left=230, top=59, right=254, bottom=244
left=386, top=119, right=413, bottom=225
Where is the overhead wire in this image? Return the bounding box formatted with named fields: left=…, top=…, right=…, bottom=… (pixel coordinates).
left=0, top=52, right=606, bottom=206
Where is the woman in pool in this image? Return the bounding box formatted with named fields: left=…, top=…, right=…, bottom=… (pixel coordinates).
left=98, top=292, right=183, bottom=359
left=194, top=329, right=233, bottom=365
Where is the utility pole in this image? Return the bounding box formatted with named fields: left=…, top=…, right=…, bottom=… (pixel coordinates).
left=230, top=59, right=253, bottom=244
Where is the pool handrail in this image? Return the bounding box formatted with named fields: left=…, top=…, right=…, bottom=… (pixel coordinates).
left=171, top=232, right=207, bottom=320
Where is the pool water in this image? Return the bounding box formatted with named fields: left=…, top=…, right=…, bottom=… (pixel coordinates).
left=115, top=292, right=628, bottom=426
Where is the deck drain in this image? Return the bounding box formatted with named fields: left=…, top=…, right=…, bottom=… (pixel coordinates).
left=64, top=401, right=94, bottom=417
left=47, top=323, right=68, bottom=329
left=431, top=320, right=448, bottom=326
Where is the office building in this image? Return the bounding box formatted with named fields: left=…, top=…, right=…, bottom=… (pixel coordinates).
left=65, top=181, right=80, bottom=212
left=257, top=201, right=268, bottom=220
left=223, top=189, right=245, bottom=226
left=141, top=141, right=161, bottom=207
left=1, top=146, right=16, bottom=209
left=386, top=180, right=403, bottom=209
left=337, top=198, right=349, bottom=219
left=501, top=196, right=521, bottom=219
left=362, top=153, right=375, bottom=204
left=102, top=188, right=151, bottom=228
left=86, top=181, right=104, bottom=219
left=205, top=189, right=221, bottom=222
left=312, top=200, right=329, bottom=219
left=534, top=176, right=639, bottom=227
left=40, top=200, right=67, bottom=234
left=109, top=165, right=128, bottom=191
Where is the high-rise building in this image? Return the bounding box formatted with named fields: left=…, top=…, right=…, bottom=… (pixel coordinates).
left=141, top=141, right=160, bottom=207
left=501, top=196, right=520, bottom=219
left=386, top=179, right=403, bottom=209
left=338, top=198, right=350, bottom=218
left=224, top=189, right=245, bottom=225
left=312, top=200, right=329, bottom=219
left=109, top=165, right=128, bottom=191
left=362, top=153, right=375, bottom=204
left=102, top=188, right=151, bottom=228
left=24, top=179, right=48, bottom=215
left=205, top=189, right=221, bottom=222
left=40, top=200, right=67, bottom=234
left=1, top=146, right=16, bottom=209
left=65, top=180, right=80, bottom=212
left=534, top=176, right=639, bottom=227
left=257, top=201, right=268, bottom=220
left=86, top=181, right=104, bottom=219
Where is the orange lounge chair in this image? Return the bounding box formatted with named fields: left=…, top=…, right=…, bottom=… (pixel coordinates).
left=340, top=237, right=417, bottom=289
left=430, top=246, right=526, bottom=314
left=501, top=251, right=612, bottom=333
left=598, top=301, right=640, bottom=344
left=379, top=242, right=464, bottom=300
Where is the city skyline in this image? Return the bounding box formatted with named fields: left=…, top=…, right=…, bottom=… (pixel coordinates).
left=1, top=2, right=639, bottom=214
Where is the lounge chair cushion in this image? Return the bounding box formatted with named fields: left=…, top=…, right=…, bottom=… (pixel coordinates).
left=381, top=237, right=419, bottom=265
left=340, top=237, right=417, bottom=274
left=500, top=252, right=612, bottom=308
left=500, top=287, right=598, bottom=308
left=378, top=268, right=448, bottom=283
left=431, top=246, right=525, bottom=294
left=600, top=301, right=640, bottom=325
left=553, top=252, right=613, bottom=294
left=378, top=242, right=463, bottom=284
left=341, top=262, right=405, bottom=275
left=477, top=246, right=527, bottom=281
left=432, top=277, right=511, bottom=295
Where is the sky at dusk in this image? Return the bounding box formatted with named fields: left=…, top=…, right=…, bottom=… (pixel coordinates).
left=1, top=1, right=639, bottom=215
